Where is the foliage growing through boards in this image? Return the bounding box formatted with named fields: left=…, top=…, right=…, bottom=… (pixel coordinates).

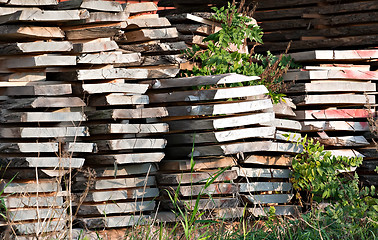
left=181, top=1, right=299, bottom=103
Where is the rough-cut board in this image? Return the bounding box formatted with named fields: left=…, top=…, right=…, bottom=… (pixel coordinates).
left=262, top=118, right=302, bottom=131
left=166, top=127, right=275, bottom=145
left=0, top=126, right=88, bottom=138
left=2, top=97, right=85, bottom=109
left=80, top=188, right=159, bottom=202
left=5, top=0, right=58, bottom=6
left=82, top=83, right=148, bottom=94
left=72, top=38, right=118, bottom=53
left=76, top=215, right=147, bottom=229
left=0, top=72, right=45, bottom=82
left=4, top=195, right=64, bottom=208
left=0, top=142, right=58, bottom=153
left=0, top=180, right=60, bottom=193
left=165, top=183, right=238, bottom=197
left=0, top=41, right=72, bottom=55
left=163, top=198, right=238, bottom=211
left=4, top=54, right=76, bottom=68
left=0, top=25, right=64, bottom=40
left=290, top=50, right=378, bottom=62
left=125, top=18, right=171, bottom=29
left=86, top=152, right=165, bottom=165
left=293, top=109, right=373, bottom=120
left=149, top=85, right=268, bottom=103
left=77, top=163, right=157, bottom=178
left=286, top=82, right=376, bottom=93
left=242, top=155, right=292, bottom=166
left=86, top=107, right=168, bottom=120
left=6, top=220, right=65, bottom=235
left=233, top=167, right=291, bottom=178
left=159, top=157, right=236, bottom=171
left=167, top=112, right=275, bottom=131
left=273, top=98, right=296, bottom=117
left=283, top=70, right=378, bottom=81
left=96, top=138, right=167, bottom=151
left=64, top=24, right=121, bottom=40
left=302, top=121, right=370, bottom=132
left=73, top=176, right=156, bottom=191
left=0, top=84, right=72, bottom=96
left=239, top=182, right=292, bottom=192
left=157, top=170, right=237, bottom=185
left=8, top=208, right=65, bottom=222
left=56, top=0, right=123, bottom=12
left=0, top=7, right=41, bottom=16
left=292, top=94, right=375, bottom=106
left=0, top=9, right=89, bottom=24
left=143, top=73, right=260, bottom=89
left=119, top=28, right=178, bottom=43
left=175, top=23, right=221, bottom=35
left=89, top=94, right=149, bottom=106
left=0, top=112, right=86, bottom=122
left=0, top=157, right=85, bottom=168
left=243, top=194, right=294, bottom=204
left=123, top=2, right=158, bottom=14
left=314, top=136, right=370, bottom=147
left=89, top=123, right=168, bottom=134
left=49, top=68, right=179, bottom=80
left=77, top=201, right=155, bottom=215
left=166, top=141, right=302, bottom=158
left=119, top=41, right=187, bottom=54
left=77, top=52, right=141, bottom=65
left=79, top=11, right=129, bottom=24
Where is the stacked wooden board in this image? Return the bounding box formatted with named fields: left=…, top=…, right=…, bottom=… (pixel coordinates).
left=142, top=73, right=302, bottom=219
left=286, top=49, right=377, bottom=185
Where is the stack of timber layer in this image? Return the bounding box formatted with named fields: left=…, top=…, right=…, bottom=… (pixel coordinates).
left=143, top=73, right=301, bottom=219
left=50, top=1, right=180, bottom=230
left=0, top=0, right=91, bottom=237
left=286, top=49, right=378, bottom=185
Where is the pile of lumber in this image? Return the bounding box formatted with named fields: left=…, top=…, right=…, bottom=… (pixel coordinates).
left=285, top=49, right=378, bottom=185
left=143, top=73, right=301, bottom=219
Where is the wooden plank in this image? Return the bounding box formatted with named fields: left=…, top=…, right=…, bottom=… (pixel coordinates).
left=119, top=28, right=178, bottom=43
left=0, top=180, right=60, bottom=193
left=301, top=121, right=370, bottom=132
left=96, top=139, right=166, bottom=151
left=239, top=182, right=292, bottom=192
left=80, top=11, right=128, bottom=24
left=6, top=0, right=58, bottom=6
left=163, top=197, right=238, bottom=210
left=167, top=141, right=302, bottom=157
left=167, top=112, right=274, bottom=131
left=0, top=126, right=88, bottom=138
left=0, top=84, right=72, bottom=96
left=0, top=157, right=84, bottom=168
left=149, top=85, right=268, bottom=103
left=243, top=155, right=292, bottom=166
left=166, top=99, right=273, bottom=117
left=76, top=201, right=155, bottom=215
left=124, top=2, right=158, bottom=14
left=86, top=152, right=164, bottom=165
left=249, top=205, right=300, bottom=217
left=125, top=17, right=171, bottom=29
left=157, top=170, right=237, bottom=185
left=6, top=220, right=65, bottom=235
left=82, top=83, right=148, bottom=94
left=290, top=50, right=378, bottom=62
left=272, top=98, right=296, bottom=117
left=328, top=149, right=365, bottom=158
left=293, top=109, right=373, bottom=120
left=0, top=111, right=86, bottom=123
left=292, top=94, right=375, bottom=106
left=4, top=54, right=76, bottom=68
left=233, top=167, right=291, bottom=178
left=0, top=41, right=72, bottom=55
left=159, top=157, right=236, bottom=171
left=243, top=194, right=294, bottom=204
left=73, top=176, right=156, bottom=191
left=175, top=23, right=220, bottom=35
left=0, top=25, right=64, bottom=41
left=79, top=188, right=159, bottom=202
left=89, top=123, right=168, bottom=134
left=4, top=195, right=64, bottom=208
left=304, top=65, right=370, bottom=71
left=0, top=72, right=45, bottom=82
left=2, top=97, right=85, bottom=109
left=262, top=118, right=302, bottom=131
left=286, top=82, right=376, bottom=93
left=77, top=52, right=141, bottom=65
left=76, top=215, right=147, bottom=229
left=0, top=142, right=58, bottom=153
left=166, top=127, right=275, bottom=145
left=119, top=41, right=187, bottom=54
left=77, top=163, right=158, bottom=178
left=0, top=7, right=41, bottom=16
left=283, top=70, right=378, bottom=81
left=64, top=24, right=121, bottom=40
left=86, top=107, right=168, bottom=120
left=66, top=142, right=96, bottom=153
left=314, top=136, right=370, bottom=147
left=89, top=94, right=149, bottom=106
left=8, top=208, right=65, bottom=222
left=0, top=9, right=89, bottom=24
left=72, top=38, right=118, bottom=53
left=56, top=0, right=123, bottom=12
left=164, top=183, right=238, bottom=197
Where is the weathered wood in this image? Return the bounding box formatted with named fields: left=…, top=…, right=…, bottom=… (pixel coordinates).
left=0, top=72, right=45, bottom=82
left=292, top=94, right=375, bottom=106
left=0, top=142, right=58, bottom=153
left=328, top=149, right=365, bottom=158
left=0, top=7, right=41, bottom=16
left=293, top=109, right=373, bottom=120
left=82, top=83, right=148, bottom=94
left=166, top=112, right=275, bottom=131
left=137, top=54, right=185, bottom=66
left=272, top=98, right=296, bottom=117
left=96, top=138, right=166, bottom=151
left=124, top=2, right=158, bottom=14
left=166, top=141, right=302, bottom=158
left=0, top=157, right=85, bottom=168
left=166, top=127, right=275, bottom=145
left=4, top=195, right=64, bottom=208
left=89, top=94, right=149, bottom=106
left=56, top=0, right=123, bottom=12
left=275, top=130, right=301, bottom=142
left=159, top=157, right=236, bottom=171
left=243, top=155, right=292, bottom=166
left=175, top=23, right=220, bottom=35
left=0, top=9, right=89, bottom=24
left=0, top=180, right=60, bottom=193
left=76, top=215, right=147, bottom=229
left=233, top=167, right=291, bottom=178
left=6, top=220, right=65, bottom=235
left=243, top=194, right=294, bottom=204
left=64, top=24, right=121, bottom=40
left=0, top=25, right=64, bottom=41
left=119, top=41, right=187, bottom=54
left=8, top=208, right=66, bottom=222
left=4, top=54, right=76, bottom=68
left=284, top=70, right=378, bottom=81
left=0, top=41, right=72, bottom=55
left=79, top=188, right=159, bottom=202
left=290, top=49, right=378, bottom=62
left=125, top=17, right=171, bottom=29
left=314, top=136, right=370, bottom=147
left=0, top=112, right=86, bottom=123
left=66, top=142, right=96, bottom=153
left=86, top=107, right=168, bottom=120
left=149, top=85, right=268, bottom=103
left=77, top=52, right=141, bottom=65
left=163, top=198, right=238, bottom=210
left=249, top=205, right=300, bottom=217
left=6, top=0, right=58, bottom=6
left=239, top=182, right=292, bottom=192
left=89, top=123, right=168, bottom=134
left=86, top=152, right=165, bottom=165
left=78, top=163, right=157, bottom=178
left=76, top=201, right=155, bottom=215
left=166, top=99, right=273, bottom=117
left=73, top=176, right=156, bottom=191
left=2, top=97, right=85, bottom=109
left=262, top=118, right=302, bottom=131
left=157, top=170, right=237, bottom=185
left=304, top=65, right=370, bottom=71
left=0, top=126, right=88, bottom=138
left=286, top=82, right=376, bottom=93
left=72, top=38, right=118, bottom=53
left=302, top=121, right=370, bottom=132
left=119, top=28, right=178, bottom=43
left=164, top=183, right=238, bottom=197
left=0, top=84, right=72, bottom=96
left=80, top=11, right=128, bottom=24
